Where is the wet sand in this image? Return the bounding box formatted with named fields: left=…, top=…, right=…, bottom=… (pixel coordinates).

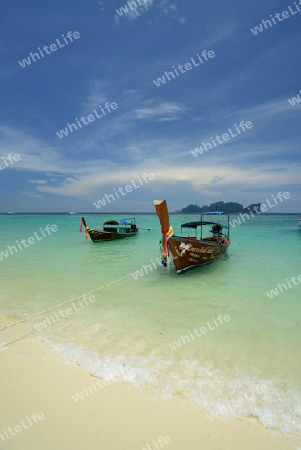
left=0, top=337, right=297, bottom=450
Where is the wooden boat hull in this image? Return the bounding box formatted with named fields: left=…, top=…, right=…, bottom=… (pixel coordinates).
left=80, top=216, right=139, bottom=242
left=87, top=228, right=139, bottom=242
left=168, top=235, right=230, bottom=274
left=153, top=199, right=231, bottom=274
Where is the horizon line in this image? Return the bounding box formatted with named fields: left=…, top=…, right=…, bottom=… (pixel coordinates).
left=1, top=212, right=301, bottom=215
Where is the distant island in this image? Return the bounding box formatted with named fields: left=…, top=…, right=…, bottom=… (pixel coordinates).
left=175, top=201, right=261, bottom=214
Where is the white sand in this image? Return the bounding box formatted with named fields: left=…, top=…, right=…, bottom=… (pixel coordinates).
left=0, top=337, right=298, bottom=450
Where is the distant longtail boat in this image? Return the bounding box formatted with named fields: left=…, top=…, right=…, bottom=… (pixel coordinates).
left=80, top=216, right=139, bottom=242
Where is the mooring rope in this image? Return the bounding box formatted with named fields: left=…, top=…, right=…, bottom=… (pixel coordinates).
left=0, top=271, right=135, bottom=332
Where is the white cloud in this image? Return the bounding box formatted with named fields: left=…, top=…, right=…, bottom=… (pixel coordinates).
left=19, top=191, right=43, bottom=199
left=227, top=99, right=299, bottom=121
left=114, top=0, right=154, bottom=24
left=29, top=180, right=47, bottom=184
left=1, top=93, right=300, bottom=207
left=123, top=89, right=140, bottom=95
left=158, top=0, right=176, bottom=13
left=82, top=80, right=108, bottom=111
left=114, top=0, right=184, bottom=25
left=34, top=161, right=301, bottom=201
left=98, top=1, right=106, bottom=11
left=211, top=175, right=224, bottom=184
left=179, top=17, right=187, bottom=25
left=133, top=101, right=187, bottom=121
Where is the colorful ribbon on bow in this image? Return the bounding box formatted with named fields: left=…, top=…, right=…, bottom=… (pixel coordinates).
left=79, top=217, right=89, bottom=240
left=160, top=226, right=173, bottom=266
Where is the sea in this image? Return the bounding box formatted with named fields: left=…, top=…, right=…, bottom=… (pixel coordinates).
left=0, top=213, right=301, bottom=441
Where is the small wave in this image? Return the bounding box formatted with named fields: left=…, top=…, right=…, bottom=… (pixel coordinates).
left=40, top=337, right=301, bottom=438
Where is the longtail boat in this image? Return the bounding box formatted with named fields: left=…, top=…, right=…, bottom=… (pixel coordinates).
left=153, top=200, right=231, bottom=274
left=80, top=216, right=139, bottom=242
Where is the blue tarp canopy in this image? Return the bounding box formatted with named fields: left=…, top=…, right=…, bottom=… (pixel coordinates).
left=117, top=220, right=132, bottom=225
left=103, top=219, right=132, bottom=225
left=204, top=211, right=224, bottom=215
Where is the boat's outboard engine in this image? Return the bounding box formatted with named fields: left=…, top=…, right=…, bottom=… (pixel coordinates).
left=210, top=223, right=222, bottom=236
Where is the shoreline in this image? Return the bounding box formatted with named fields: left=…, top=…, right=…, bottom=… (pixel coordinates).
left=0, top=335, right=299, bottom=450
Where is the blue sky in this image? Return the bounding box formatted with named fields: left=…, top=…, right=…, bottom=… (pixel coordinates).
left=0, top=0, right=300, bottom=212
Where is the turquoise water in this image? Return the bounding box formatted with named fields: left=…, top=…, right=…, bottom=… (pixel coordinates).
left=1, top=214, right=301, bottom=438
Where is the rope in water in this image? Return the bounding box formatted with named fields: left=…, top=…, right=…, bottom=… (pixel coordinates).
left=0, top=271, right=135, bottom=332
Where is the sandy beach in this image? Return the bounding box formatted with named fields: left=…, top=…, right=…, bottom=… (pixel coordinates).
left=2, top=0, right=301, bottom=446
left=0, top=336, right=298, bottom=450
